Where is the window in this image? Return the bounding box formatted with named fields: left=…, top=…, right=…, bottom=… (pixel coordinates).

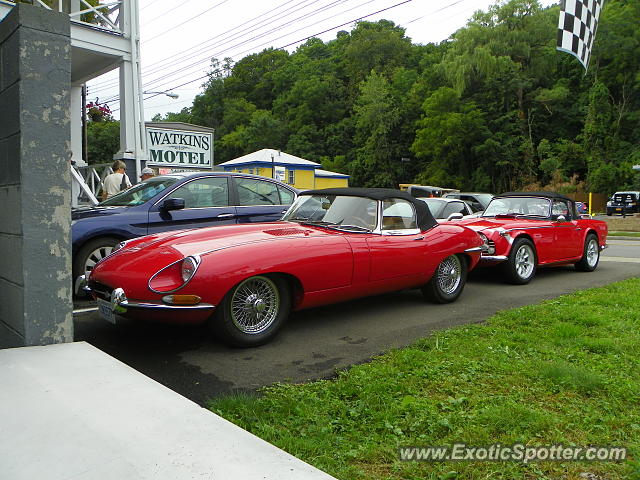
left=552, top=200, right=571, bottom=219
left=277, top=186, right=295, bottom=205
left=382, top=198, right=417, bottom=230
left=288, top=170, right=295, bottom=185
left=236, top=178, right=281, bottom=206
left=441, top=202, right=467, bottom=218
left=166, top=177, right=229, bottom=208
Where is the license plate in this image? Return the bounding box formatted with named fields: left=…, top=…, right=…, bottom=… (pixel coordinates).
left=616, top=208, right=622, bottom=212
left=97, top=298, right=116, bottom=324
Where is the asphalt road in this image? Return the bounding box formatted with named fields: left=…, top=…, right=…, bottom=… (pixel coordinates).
left=73, top=239, right=640, bottom=405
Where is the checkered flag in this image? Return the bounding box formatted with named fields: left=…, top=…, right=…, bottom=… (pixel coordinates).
left=557, top=0, right=604, bottom=70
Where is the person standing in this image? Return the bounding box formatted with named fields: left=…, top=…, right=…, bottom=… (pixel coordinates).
left=140, top=167, right=155, bottom=181
left=101, top=160, right=131, bottom=201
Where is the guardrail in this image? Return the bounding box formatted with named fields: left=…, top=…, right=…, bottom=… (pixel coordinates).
left=3, top=0, right=123, bottom=34
left=71, top=163, right=113, bottom=206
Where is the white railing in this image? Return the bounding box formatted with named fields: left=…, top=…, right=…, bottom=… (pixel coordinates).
left=5, top=0, right=123, bottom=34
left=71, top=163, right=113, bottom=206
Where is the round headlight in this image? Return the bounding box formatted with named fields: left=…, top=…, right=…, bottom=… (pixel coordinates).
left=478, top=232, right=489, bottom=245
left=181, top=256, right=200, bottom=283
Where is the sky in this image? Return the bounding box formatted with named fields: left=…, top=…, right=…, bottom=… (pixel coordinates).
left=90, top=0, right=558, bottom=121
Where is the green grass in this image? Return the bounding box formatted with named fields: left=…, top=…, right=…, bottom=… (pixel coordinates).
left=608, top=231, right=640, bottom=237
left=209, top=279, right=640, bottom=480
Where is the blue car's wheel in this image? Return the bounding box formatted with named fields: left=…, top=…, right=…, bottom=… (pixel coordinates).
left=73, top=237, right=120, bottom=296
left=212, top=275, right=291, bottom=347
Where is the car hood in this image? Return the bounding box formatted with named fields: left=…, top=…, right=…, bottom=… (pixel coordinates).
left=454, top=217, right=550, bottom=232
left=138, top=222, right=326, bottom=257
left=91, top=222, right=331, bottom=277
left=72, top=205, right=129, bottom=220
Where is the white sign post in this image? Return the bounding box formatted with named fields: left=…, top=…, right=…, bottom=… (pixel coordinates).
left=146, top=127, right=213, bottom=170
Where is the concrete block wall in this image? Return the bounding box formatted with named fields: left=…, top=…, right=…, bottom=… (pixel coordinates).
left=0, top=3, right=73, bottom=348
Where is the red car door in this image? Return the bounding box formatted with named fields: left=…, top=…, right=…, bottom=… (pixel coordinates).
left=551, top=200, right=582, bottom=260
left=367, top=198, right=431, bottom=282
left=367, top=233, right=429, bottom=281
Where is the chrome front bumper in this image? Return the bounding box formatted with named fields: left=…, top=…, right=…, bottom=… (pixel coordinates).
left=479, top=255, right=508, bottom=262
left=87, top=284, right=215, bottom=313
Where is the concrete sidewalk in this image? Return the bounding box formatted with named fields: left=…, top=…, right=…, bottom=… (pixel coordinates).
left=0, top=342, right=336, bottom=480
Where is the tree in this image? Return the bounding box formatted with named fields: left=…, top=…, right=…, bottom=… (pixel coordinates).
left=412, top=87, right=489, bottom=190
left=350, top=72, right=400, bottom=187
left=87, top=121, right=120, bottom=165
left=151, top=107, right=193, bottom=123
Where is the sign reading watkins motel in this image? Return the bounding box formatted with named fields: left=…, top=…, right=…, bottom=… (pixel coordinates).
left=146, top=127, right=213, bottom=169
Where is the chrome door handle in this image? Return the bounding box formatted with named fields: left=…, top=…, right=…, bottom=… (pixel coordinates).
left=216, top=213, right=235, bottom=218
left=281, top=210, right=287, bottom=214
left=414, top=236, right=425, bottom=241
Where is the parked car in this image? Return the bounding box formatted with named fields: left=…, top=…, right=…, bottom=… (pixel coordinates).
left=87, top=188, right=484, bottom=347
left=419, top=197, right=474, bottom=220
left=72, top=172, right=298, bottom=294
left=606, top=191, right=640, bottom=215
left=575, top=201, right=588, bottom=214
left=443, top=192, right=494, bottom=213
left=453, top=191, right=608, bottom=284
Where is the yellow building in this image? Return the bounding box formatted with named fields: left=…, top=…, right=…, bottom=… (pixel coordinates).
left=218, top=149, right=349, bottom=190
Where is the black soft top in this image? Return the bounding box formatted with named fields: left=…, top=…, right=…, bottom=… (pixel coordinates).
left=300, top=187, right=437, bottom=231
left=498, top=191, right=574, bottom=204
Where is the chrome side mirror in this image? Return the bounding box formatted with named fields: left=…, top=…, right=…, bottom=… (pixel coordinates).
left=555, top=215, right=566, bottom=223
left=446, top=212, right=464, bottom=221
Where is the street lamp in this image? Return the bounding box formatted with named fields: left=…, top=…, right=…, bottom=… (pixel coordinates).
left=143, top=90, right=179, bottom=99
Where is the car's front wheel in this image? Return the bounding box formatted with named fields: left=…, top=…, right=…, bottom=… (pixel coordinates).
left=422, top=254, right=467, bottom=303
left=502, top=238, right=537, bottom=284
left=212, top=275, right=291, bottom=347
left=574, top=233, right=600, bottom=272
left=73, top=237, right=121, bottom=296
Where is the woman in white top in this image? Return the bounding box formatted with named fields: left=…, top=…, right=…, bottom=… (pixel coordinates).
left=101, top=160, right=132, bottom=201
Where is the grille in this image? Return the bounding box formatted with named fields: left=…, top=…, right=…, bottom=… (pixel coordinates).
left=88, top=280, right=112, bottom=301
left=263, top=228, right=308, bottom=236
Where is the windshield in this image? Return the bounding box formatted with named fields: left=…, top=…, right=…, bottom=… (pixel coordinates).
left=100, top=177, right=179, bottom=206
left=283, top=194, right=378, bottom=230
left=420, top=198, right=445, bottom=217
left=482, top=197, right=551, bottom=218
left=475, top=194, right=494, bottom=205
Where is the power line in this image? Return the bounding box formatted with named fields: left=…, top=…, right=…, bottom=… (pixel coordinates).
left=144, top=0, right=232, bottom=43
left=107, top=0, right=471, bottom=112
left=98, top=0, right=381, bottom=101
left=90, top=0, right=335, bottom=92
left=114, top=0, right=417, bottom=108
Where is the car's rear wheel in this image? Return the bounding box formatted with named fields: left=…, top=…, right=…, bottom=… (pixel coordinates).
left=212, top=275, right=291, bottom=347
left=73, top=237, right=121, bottom=296
left=422, top=254, right=467, bottom=303
left=502, top=237, right=537, bottom=284
left=574, top=234, right=600, bottom=272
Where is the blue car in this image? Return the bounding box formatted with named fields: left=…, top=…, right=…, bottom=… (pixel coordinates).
left=72, top=171, right=298, bottom=294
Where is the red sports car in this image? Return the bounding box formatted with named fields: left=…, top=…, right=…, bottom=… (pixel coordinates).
left=452, top=192, right=608, bottom=284
left=88, top=188, right=484, bottom=347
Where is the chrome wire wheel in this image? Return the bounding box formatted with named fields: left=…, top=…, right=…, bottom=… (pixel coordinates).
left=230, top=276, right=280, bottom=335
left=84, top=245, right=114, bottom=273
left=515, top=244, right=535, bottom=279
left=436, top=255, right=462, bottom=295
left=586, top=237, right=599, bottom=267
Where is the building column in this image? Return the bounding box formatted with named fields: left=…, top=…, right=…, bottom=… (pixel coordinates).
left=114, top=0, right=145, bottom=183
left=0, top=3, right=73, bottom=348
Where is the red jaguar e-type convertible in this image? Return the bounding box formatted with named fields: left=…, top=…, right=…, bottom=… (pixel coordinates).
left=88, top=188, right=484, bottom=347
left=451, top=192, right=608, bottom=284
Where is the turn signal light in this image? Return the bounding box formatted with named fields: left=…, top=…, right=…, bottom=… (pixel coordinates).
left=162, top=294, right=202, bottom=305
